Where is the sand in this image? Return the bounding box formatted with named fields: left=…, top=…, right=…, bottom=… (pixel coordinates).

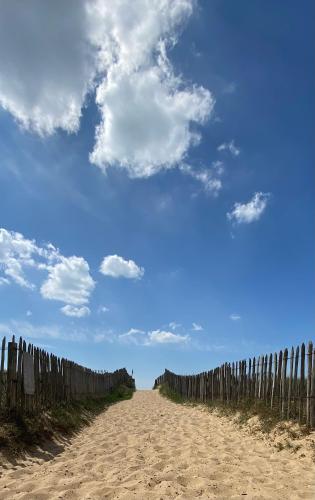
left=0, top=390, right=314, bottom=499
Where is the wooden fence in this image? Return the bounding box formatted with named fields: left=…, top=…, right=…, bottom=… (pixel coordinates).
left=0, top=335, right=135, bottom=414
left=154, top=341, right=315, bottom=428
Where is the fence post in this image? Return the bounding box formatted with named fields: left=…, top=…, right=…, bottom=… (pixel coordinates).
left=293, top=345, right=299, bottom=417
left=260, top=356, right=264, bottom=400
left=306, top=342, right=313, bottom=427
left=299, top=343, right=305, bottom=423
left=154, top=340, right=314, bottom=428
left=263, top=355, right=268, bottom=401
left=0, top=337, right=6, bottom=409
left=311, top=347, right=315, bottom=428
left=252, top=357, right=256, bottom=400
left=277, top=351, right=283, bottom=413
left=287, top=346, right=294, bottom=419
left=267, top=353, right=272, bottom=403
left=281, top=349, right=288, bottom=419
left=7, top=336, right=17, bottom=412
left=271, top=352, right=277, bottom=408
left=16, top=337, right=23, bottom=413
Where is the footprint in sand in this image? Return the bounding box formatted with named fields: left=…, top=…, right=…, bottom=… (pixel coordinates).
left=0, top=391, right=314, bottom=500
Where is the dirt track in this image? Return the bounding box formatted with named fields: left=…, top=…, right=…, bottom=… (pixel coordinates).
left=0, top=390, right=314, bottom=499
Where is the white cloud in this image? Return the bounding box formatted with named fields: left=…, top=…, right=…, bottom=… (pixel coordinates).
left=88, top=0, right=194, bottom=72
left=169, top=321, right=181, bottom=330
left=217, top=140, right=240, bottom=157
left=0, top=228, right=96, bottom=310
left=230, top=314, right=241, bottom=321
left=200, top=343, right=226, bottom=352
left=100, top=254, right=144, bottom=279
left=119, top=328, right=145, bottom=339
left=26, top=310, right=32, bottom=317
left=119, top=327, right=188, bottom=346
left=90, top=65, right=213, bottom=177
left=0, top=1, right=213, bottom=180
left=94, top=333, right=106, bottom=343
left=0, top=319, right=86, bottom=342
left=180, top=161, right=224, bottom=195
left=0, top=320, right=116, bottom=344
left=98, top=305, right=109, bottom=313
left=61, top=305, right=91, bottom=318
left=147, top=329, right=188, bottom=345
left=0, top=0, right=96, bottom=135
left=0, top=227, right=59, bottom=289
left=119, top=328, right=146, bottom=345
left=122, top=328, right=146, bottom=337
left=0, top=324, right=12, bottom=336
left=192, top=322, right=203, bottom=331
left=0, top=277, right=10, bottom=286
left=227, top=192, right=270, bottom=224
left=41, top=256, right=95, bottom=305
left=222, top=82, right=236, bottom=94
left=93, top=329, right=116, bottom=343
left=88, top=0, right=214, bottom=177
left=4, top=259, right=35, bottom=289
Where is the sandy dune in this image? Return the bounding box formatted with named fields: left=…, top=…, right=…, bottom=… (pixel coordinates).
left=0, top=390, right=314, bottom=499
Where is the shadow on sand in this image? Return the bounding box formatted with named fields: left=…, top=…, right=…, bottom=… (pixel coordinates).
left=0, top=387, right=134, bottom=468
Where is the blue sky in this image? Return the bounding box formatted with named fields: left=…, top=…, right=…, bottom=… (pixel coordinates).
left=0, top=0, right=314, bottom=388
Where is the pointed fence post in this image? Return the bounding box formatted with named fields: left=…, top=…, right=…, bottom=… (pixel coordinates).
left=306, top=342, right=313, bottom=427
left=311, top=347, right=315, bottom=428
left=281, top=349, right=288, bottom=419
left=0, top=337, right=6, bottom=409
left=7, top=336, right=18, bottom=412
left=299, top=343, right=305, bottom=423
left=287, top=347, right=294, bottom=420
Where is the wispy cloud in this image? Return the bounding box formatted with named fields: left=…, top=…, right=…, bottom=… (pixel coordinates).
left=180, top=161, right=224, bottom=196
left=230, top=314, right=241, bottom=321
left=0, top=320, right=121, bottom=347
left=98, top=305, right=110, bottom=314
left=217, top=140, right=240, bottom=157
left=93, top=330, right=116, bottom=344
left=222, top=82, right=237, bottom=94
left=227, top=192, right=270, bottom=224
left=120, top=328, right=145, bottom=338
left=190, top=338, right=226, bottom=352
left=169, top=321, right=181, bottom=330
left=0, top=320, right=87, bottom=343
left=192, top=322, right=203, bottom=331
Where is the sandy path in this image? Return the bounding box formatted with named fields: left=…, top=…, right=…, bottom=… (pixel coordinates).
left=0, top=390, right=314, bottom=499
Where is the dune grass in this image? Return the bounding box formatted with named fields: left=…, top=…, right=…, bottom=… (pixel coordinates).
left=158, top=383, right=187, bottom=404
left=0, top=385, right=134, bottom=455
left=157, top=383, right=311, bottom=435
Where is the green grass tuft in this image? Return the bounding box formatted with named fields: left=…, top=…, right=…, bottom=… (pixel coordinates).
left=158, top=384, right=187, bottom=404
left=157, top=384, right=311, bottom=437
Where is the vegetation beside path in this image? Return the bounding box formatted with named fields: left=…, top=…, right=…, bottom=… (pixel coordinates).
left=0, top=384, right=134, bottom=457
left=157, top=383, right=315, bottom=460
